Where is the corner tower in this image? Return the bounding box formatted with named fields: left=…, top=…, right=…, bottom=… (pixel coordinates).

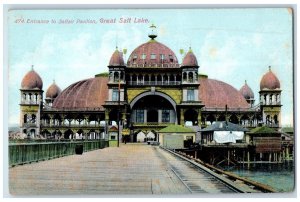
left=259, top=66, right=282, bottom=128
left=20, top=65, right=43, bottom=138
left=179, top=47, right=203, bottom=126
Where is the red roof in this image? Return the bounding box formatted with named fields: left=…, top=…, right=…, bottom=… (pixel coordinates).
left=109, top=49, right=125, bottom=66
left=127, top=40, right=178, bottom=67
left=21, top=69, right=43, bottom=90
left=46, top=81, right=62, bottom=98
left=52, top=76, right=108, bottom=110
left=260, top=68, right=280, bottom=90
left=239, top=81, right=254, bottom=99
left=53, top=75, right=249, bottom=111
left=199, top=77, right=249, bottom=109
left=182, top=50, right=198, bottom=67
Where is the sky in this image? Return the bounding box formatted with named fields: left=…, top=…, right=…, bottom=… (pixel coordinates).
left=7, top=8, right=294, bottom=127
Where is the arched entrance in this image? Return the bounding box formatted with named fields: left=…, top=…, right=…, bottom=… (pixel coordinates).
left=130, top=92, right=177, bottom=124
left=130, top=91, right=177, bottom=142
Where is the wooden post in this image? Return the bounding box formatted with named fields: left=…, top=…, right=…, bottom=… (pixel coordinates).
left=269, top=153, right=272, bottom=162
left=227, top=150, right=230, bottom=166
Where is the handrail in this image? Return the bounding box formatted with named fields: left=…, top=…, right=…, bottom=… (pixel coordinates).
left=9, top=140, right=108, bottom=167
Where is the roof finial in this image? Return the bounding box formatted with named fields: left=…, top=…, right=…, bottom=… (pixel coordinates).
left=53, top=79, right=55, bottom=84
left=31, top=65, right=34, bottom=71
left=115, top=32, right=118, bottom=50
left=269, top=65, right=271, bottom=71
left=245, top=80, right=247, bottom=84
left=148, top=24, right=157, bottom=40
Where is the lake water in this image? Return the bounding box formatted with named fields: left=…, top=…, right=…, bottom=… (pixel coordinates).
left=223, top=161, right=295, bottom=192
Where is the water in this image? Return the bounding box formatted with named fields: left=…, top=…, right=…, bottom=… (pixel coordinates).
left=223, top=161, right=295, bottom=192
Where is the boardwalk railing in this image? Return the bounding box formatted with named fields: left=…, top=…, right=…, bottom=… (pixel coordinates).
left=9, top=140, right=108, bottom=167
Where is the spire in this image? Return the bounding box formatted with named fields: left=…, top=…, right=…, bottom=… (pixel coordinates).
left=148, top=24, right=157, bottom=40
left=245, top=80, right=247, bottom=84
left=31, top=65, right=34, bottom=71
left=269, top=65, right=271, bottom=71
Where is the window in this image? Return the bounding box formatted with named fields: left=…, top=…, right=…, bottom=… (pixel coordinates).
left=112, top=89, right=119, bottom=101
left=136, top=110, right=144, bottom=123
left=111, top=135, right=116, bottom=140
left=151, top=54, right=156, bottom=59
left=187, top=89, right=195, bottom=101
left=141, top=54, right=146, bottom=59
left=162, top=110, right=170, bottom=122
left=133, top=54, right=137, bottom=63
left=169, top=55, right=173, bottom=62
left=160, top=54, right=165, bottom=60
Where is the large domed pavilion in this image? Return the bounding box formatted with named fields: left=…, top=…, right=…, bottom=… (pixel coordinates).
left=19, top=26, right=282, bottom=141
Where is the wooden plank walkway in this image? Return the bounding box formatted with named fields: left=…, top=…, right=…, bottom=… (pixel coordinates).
left=9, top=143, right=190, bottom=195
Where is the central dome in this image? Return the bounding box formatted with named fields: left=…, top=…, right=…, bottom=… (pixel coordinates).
left=127, top=40, right=179, bottom=68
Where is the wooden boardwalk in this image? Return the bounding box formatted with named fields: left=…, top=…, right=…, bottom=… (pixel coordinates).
left=9, top=143, right=238, bottom=195
left=9, top=143, right=190, bottom=195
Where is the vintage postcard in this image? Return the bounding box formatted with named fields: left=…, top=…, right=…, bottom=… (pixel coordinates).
left=7, top=8, right=294, bottom=195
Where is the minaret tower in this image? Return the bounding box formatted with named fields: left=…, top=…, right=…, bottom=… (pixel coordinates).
left=259, top=66, right=282, bottom=128
left=20, top=65, right=43, bottom=138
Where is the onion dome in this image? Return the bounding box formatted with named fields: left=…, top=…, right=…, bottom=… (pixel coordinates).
left=199, top=76, right=249, bottom=109
left=21, top=65, right=43, bottom=90
left=46, top=80, right=62, bottom=99
left=52, top=76, right=108, bottom=110
left=260, top=66, right=280, bottom=90
left=239, top=80, right=254, bottom=99
left=181, top=47, right=198, bottom=67
left=109, top=48, right=125, bottom=66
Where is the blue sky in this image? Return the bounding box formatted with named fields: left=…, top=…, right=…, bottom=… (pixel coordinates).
left=7, top=8, right=293, bottom=126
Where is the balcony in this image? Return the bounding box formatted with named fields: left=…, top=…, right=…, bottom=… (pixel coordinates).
left=132, top=122, right=175, bottom=127
left=128, top=81, right=181, bottom=86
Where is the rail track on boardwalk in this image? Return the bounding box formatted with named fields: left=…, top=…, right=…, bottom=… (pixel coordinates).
left=159, top=146, right=276, bottom=194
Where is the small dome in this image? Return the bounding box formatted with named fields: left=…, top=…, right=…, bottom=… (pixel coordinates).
left=182, top=48, right=198, bottom=67
left=21, top=66, right=43, bottom=90
left=46, top=81, right=61, bottom=99
left=239, top=80, right=254, bottom=99
left=109, top=49, right=125, bottom=66
left=260, top=66, right=280, bottom=90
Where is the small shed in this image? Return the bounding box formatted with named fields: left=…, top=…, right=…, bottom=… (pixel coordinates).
left=200, top=121, right=248, bottom=144
left=248, top=126, right=281, bottom=153
left=158, top=125, right=195, bottom=149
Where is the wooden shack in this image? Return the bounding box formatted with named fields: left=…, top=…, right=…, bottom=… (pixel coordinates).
left=248, top=126, right=282, bottom=162
left=158, top=125, right=195, bottom=149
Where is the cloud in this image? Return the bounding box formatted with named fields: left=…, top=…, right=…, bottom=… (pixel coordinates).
left=8, top=26, right=144, bottom=125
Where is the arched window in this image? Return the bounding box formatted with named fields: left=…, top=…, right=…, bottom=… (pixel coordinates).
left=183, top=72, right=187, bottom=82
left=24, top=114, right=28, bottom=123
left=114, top=72, right=119, bottom=82
left=274, top=115, right=278, bottom=125
left=188, top=72, right=194, bottom=83
left=31, top=114, right=36, bottom=123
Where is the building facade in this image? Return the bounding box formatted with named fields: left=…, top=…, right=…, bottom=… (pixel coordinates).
left=19, top=25, right=282, bottom=141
